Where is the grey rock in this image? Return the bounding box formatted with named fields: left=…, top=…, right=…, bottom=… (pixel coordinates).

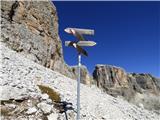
left=138, top=103, right=144, bottom=109
left=26, top=107, right=37, bottom=115
left=41, top=93, right=49, bottom=100
left=37, top=102, right=53, bottom=114
left=47, top=113, right=58, bottom=120
left=46, top=99, right=53, bottom=104
left=6, top=104, right=16, bottom=109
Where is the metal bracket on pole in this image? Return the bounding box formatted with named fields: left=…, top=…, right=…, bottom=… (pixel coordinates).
left=77, top=54, right=81, bottom=120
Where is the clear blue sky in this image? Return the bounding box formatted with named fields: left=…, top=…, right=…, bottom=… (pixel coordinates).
left=53, top=1, right=160, bottom=77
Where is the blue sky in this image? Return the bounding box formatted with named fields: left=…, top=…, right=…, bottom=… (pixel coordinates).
left=53, top=1, right=160, bottom=77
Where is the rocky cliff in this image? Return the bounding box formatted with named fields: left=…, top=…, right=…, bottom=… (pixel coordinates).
left=93, top=64, right=160, bottom=111
left=1, top=0, right=74, bottom=78
left=71, top=65, right=92, bottom=86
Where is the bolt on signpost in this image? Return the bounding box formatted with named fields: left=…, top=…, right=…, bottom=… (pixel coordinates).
left=65, top=28, right=96, bottom=120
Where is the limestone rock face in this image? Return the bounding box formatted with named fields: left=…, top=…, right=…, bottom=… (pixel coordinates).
left=93, top=64, right=160, bottom=96
left=93, top=65, right=135, bottom=99
left=93, top=64, right=128, bottom=88
left=92, top=64, right=160, bottom=110
left=1, top=1, right=74, bottom=78
left=71, top=65, right=92, bottom=85
left=131, top=73, right=160, bottom=94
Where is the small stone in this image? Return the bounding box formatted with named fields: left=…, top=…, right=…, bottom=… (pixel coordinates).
left=6, top=104, right=16, bottom=109
left=138, top=103, right=144, bottom=109
left=28, top=100, right=31, bottom=103
left=37, top=102, right=52, bottom=114
left=28, top=87, right=35, bottom=92
left=41, top=93, right=49, bottom=100
left=46, top=98, right=53, bottom=104
left=47, top=113, right=58, bottom=120
left=26, top=107, right=37, bottom=115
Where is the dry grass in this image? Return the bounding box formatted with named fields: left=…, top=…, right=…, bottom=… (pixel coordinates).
left=38, top=85, right=61, bottom=102
left=1, top=108, right=11, bottom=116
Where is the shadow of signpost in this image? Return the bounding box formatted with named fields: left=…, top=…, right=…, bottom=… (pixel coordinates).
left=55, top=101, right=76, bottom=120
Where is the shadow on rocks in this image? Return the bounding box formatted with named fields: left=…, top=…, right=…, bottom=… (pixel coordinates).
left=55, top=101, right=76, bottom=120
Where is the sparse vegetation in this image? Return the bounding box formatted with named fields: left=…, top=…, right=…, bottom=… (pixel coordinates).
left=143, top=94, right=160, bottom=111
left=38, top=85, right=61, bottom=102
left=1, top=108, right=11, bottom=116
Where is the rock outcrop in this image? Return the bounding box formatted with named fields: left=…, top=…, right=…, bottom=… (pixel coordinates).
left=1, top=0, right=74, bottom=78
left=93, top=64, right=160, bottom=111
left=93, top=64, right=128, bottom=89
left=1, top=43, right=159, bottom=120
left=131, top=73, right=160, bottom=94
left=71, top=65, right=92, bottom=86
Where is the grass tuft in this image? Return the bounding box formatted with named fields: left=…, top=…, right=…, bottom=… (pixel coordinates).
left=38, top=85, right=61, bottom=103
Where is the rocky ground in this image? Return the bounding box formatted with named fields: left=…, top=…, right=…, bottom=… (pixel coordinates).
left=1, top=43, right=160, bottom=120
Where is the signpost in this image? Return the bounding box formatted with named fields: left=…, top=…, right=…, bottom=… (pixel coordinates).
left=65, top=28, right=96, bottom=120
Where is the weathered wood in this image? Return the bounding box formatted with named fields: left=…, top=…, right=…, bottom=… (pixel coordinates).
left=65, top=28, right=94, bottom=35
left=77, top=41, right=96, bottom=46
left=65, top=41, right=72, bottom=46
left=65, top=41, right=96, bottom=47
left=72, top=28, right=94, bottom=35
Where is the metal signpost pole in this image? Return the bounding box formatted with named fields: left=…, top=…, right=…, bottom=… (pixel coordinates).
left=64, top=27, right=96, bottom=120
left=77, top=54, right=81, bottom=120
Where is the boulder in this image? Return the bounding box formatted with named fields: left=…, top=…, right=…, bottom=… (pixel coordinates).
left=47, top=113, right=58, bottom=120
left=37, top=102, right=53, bottom=114
left=26, top=107, right=37, bottom=115
left=41, top=93, right=49, bottom=100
